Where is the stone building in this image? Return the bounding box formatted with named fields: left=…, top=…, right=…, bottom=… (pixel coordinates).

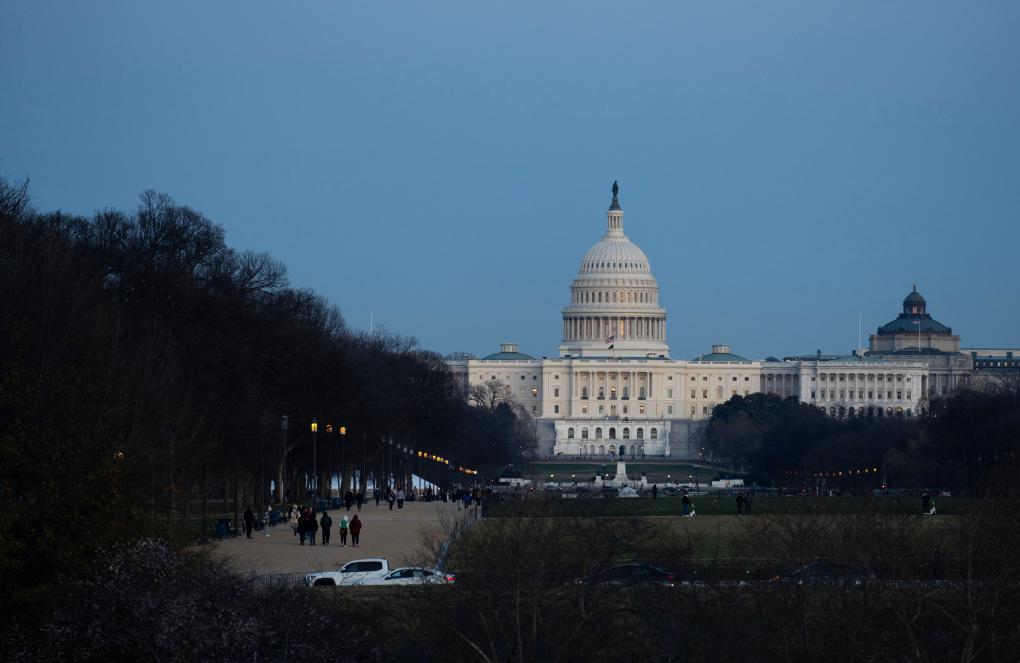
left=446, top=184, right=990, bottom=459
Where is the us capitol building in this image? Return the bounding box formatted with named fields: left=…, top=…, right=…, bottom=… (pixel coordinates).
left=446, top=184, right=1017, bottom=460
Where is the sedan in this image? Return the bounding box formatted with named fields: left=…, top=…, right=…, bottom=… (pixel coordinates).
left=576, top=564, right=676, bottom=587
left=359, top=567, right=456, bottom=586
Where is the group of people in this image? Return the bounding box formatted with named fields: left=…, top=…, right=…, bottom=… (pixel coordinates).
left=288, top=505, right=363, bottom=546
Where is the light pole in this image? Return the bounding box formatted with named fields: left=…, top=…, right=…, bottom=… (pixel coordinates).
left=339, top=425, right=348, bottom=496
left=280, top=415, right=288, bottom=505
left=387, top=438, right=393, bottom=491
left=311, top=419, right=318, bottom=502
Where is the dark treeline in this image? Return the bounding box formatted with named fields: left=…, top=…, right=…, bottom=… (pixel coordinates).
left=706, top=387, right=1020, bottom=494
left=0, top=177, right=531, bottom=617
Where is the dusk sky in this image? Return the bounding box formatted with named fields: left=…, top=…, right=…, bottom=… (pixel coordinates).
left=3, top=1, right=1018, bottom=360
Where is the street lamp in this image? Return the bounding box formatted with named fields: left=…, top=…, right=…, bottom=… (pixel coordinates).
left=311, top=419, right=318, bottom=501
left=280, top=415, right=288, bottom=505
left=339, top=425, right=348, bottom=496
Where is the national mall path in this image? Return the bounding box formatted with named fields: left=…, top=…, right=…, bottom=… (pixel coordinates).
left=211, top=500, right=465, bottom=575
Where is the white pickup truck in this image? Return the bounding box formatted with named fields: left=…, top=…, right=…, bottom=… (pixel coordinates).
left=304, top=558, right=391, bottom=587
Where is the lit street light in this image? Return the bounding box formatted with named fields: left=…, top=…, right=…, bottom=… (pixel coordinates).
left=311, top=418, right=318, bottom=502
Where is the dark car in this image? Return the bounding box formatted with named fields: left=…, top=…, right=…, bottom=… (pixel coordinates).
left=576, top=564, right=676, bottom=587
left=775, top=562, right=874, bottom=587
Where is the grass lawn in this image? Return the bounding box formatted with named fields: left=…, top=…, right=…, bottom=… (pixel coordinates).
left=489, top=495, right=966, bottom=518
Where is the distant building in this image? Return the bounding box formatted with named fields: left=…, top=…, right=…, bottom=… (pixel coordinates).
left=446, top=184, right=1006, bottom=458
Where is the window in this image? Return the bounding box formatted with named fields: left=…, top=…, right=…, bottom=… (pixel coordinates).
left=691, top=389, right=697, bottom=398
left=610, top=387, right=617, bottom=400
left=732, top=376, right=737, bottom=381
left=906, top=390, right=911, bottom=400
left=639, top=404, right=645, bottom=414
left=690, top=407, right=696, bottom=416
left=636, top=428, right=644, bottom=439
left=581, top=387, right=588, bottom=399
left=744, top=376, right=750, bottom=381
left=650, top=428, right=658, bottom=439
left=581, top=404, right=588, bottom=414
left=623, top=428, right=630, bottom=439
left=581, top=428, right=589, bottom=439
left=667, top=405, right=673, bottom=414
left=532, top=375, right=537, bottom=380
left=703, top=407, right=708, bottom=414
left=554, top=387, right=559, bottom=397
left=639, top=387, right=646, bottom=399
left=567, top=427, right=574, bottom=439
left=896, top=390, right=902, bottom=400
left=702, top=389, right=708, bottom=398
left=531, top=405, right=537, bottom=414
left=666, top=388, right=673, bottom=398
left=554, top=405, right=559, bottom=413
left=716, top=386, right=723, bottom=398
left=598, top=405, right=604, bottom=414
left=598, top=388, right=605, bottom=399
left=520, top=375, right=525, bottom=381
left=531, top=388, right=538, bottom=397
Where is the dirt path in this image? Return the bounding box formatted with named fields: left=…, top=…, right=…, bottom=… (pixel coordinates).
left=210, top=500, right=468, bottom=574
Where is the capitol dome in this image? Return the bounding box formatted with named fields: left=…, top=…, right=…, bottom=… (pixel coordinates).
left=559, top=182, right=669, bottom=358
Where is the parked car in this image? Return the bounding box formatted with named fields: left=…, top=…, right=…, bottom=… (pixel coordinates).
left=774, top=562, right=874, bottom=587
left=576, top=564, right=676, bottom=587
left=359, top=567, right=456, bottom=586
left=304, top=558, right=391, bottom=587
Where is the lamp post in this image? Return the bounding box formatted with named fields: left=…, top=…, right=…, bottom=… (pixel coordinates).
left=311, top=419, right=318, bottom=502
left=280, top=415, right=288, bottom=505
left=326, top=424, right=334, bottom=502
left=339, top=425, right=348, bottom=496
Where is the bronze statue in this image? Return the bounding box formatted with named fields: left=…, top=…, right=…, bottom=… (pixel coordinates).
left=612, top=180, right=619, bottom=198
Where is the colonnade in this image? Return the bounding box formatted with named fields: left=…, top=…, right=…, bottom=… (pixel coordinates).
left=562, top=316, right=665, bottom=342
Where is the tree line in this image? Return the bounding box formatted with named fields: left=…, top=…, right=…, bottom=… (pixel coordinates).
left=704, top=385, right=1020, bottom=495
left=0, top=176, right=532, bottom=606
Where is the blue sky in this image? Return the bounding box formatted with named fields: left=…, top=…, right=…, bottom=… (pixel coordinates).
left=3, top=1, right=1018, bottom=359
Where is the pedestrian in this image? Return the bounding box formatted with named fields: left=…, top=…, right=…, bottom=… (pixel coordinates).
left=297, top=509, right=308, bottom=545
left=374, top=488, right=381, bottom=507
left=344, top=490, right=354, bottom=512
left=289, top=507, right=300, bottom=537
left=350, top=514, right=362, bottom=547
left=682, top=492, right=691, bottom=517
left=307, top=509, right=318, bottom=545
left=396, top=489, right=405, bottom=509
left=338, top=515, right=349, bottom=546
left=736, top=493, right=745, bottom=515
left=922, top=491, right=931, bottom=514
left=387, top=488, right=395, bottom=511
left=356, top=491, right=364, bottom=511
left=652, top=485, right=658, bottom=500
left=320, top=510, right=332, bottom=546
left=462, top=491, right=472, bottom=511
left=243, top=506, right=255, bottom=539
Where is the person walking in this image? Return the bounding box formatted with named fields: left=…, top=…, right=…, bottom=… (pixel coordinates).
left=297, top=508, right=308, bottom=545
left=374, top=488, right=381, bottom=507
left=307, top=509, right=318, bottom=546
left=387, top=488, right=395, bottom=511
left=344, top=490, right=354, bottom=512
left=651, top=485, right=658, bottom=500
left=682, top=492, right=691, bottom=517
left=289, top=506, right=300, bottom=537
left=320, top=511, right=332, bottom=546
left=356, top=491, right=364, bottom=511
left=736, top=493, right=745, bottom=515
left=349, top=514, right=362, bottom=547
left=396, top=489, right=405, bottom=510
left=338, top=515, right=349, bottom=546
left=243, top=506, right=255, bottom=539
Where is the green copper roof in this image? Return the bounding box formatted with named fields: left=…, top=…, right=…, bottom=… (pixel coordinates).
left=878, top=314, right=950, bottom=334
left=481, top=351, right=536, bottom=361
left=690, top=352, right=750, bottom=363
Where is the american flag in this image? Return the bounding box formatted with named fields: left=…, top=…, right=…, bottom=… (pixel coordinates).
left=606, top=334, right=615, bottom=349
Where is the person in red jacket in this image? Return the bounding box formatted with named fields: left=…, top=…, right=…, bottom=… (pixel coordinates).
left=349, top=514, right=363, bottom=547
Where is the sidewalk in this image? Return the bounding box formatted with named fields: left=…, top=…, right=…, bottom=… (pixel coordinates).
left=210, top=500, right=465, bottom=575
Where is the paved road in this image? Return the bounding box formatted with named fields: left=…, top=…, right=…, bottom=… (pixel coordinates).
left=211, top=500, right=469, bottom=575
